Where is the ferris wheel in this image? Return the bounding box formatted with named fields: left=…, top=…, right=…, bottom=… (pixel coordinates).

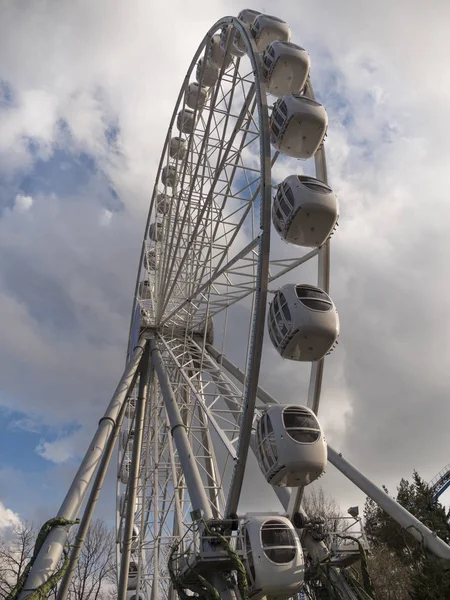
left=116, top=11, right=339, bottom=600
left=16, top=10, right=450, bottom=600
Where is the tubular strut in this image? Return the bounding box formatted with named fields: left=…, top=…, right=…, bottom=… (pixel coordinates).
left=205, top=344, right=450, bottom=561
left=18, top=337, right=148, bottom=599
left=118, top=346, right=152, bottom=600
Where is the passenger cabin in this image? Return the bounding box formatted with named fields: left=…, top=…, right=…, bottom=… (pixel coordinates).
left=126, top=594, right=146, bottom=600
left=161, top=164, right=177, bottom=188
left=120, top=461, right=143, bottom=486
left=148, top=222, right=162, bottom=242
left=250, top=15, right=291, bottom=52
left=156, top=193, right=171, bottom=215
left=255, top=405, right=327, bottom=487
left=127, top=559, right=140, bottom=590
left=208, top=34, right=233, bottom=69
left=138, top=280, right=152, bottom=300
left=232, top=9, right=262, bottom=55
left=126, top=396, right=137, bottom=420
left=120, top=461, right=131, bottom=484
left=238, top=515, right=304, bottom=600
left=272, top=175, right=339, bottom=247
left=185, top=82, right=208, bottom=110
left=169, top=136, right=187, bottom=160
left=220, top=24, right=243, bottom=57
left=270, top=95, right=327, bottom=158
left=268, top=284, right=339, bottom=361
left=196, top=58, right=219, bottom=88
left=120, top=429, right=135, bottom=453
left=262, top=41, right=310, bottom=97
left=144, top=249, right=156, bottom=271
left=121, top=525, right=140, bottom=553
left=176, top=108, right=196, bottom=134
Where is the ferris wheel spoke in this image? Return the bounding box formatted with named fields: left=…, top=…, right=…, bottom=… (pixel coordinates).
left=160, top=138, right=262, bottom=325
left=156, top=77, right=258, bottom=304
left=158, top=334, right=240, bottom=462
left=159, top=336, right=249, bottom=457
left=168, top=141, right=281, bottom=327
left=153, top=335, right=228, bottom=519
left=156, top=58, right=244, bottom=305
left=157, top=84, right=258, bottom=319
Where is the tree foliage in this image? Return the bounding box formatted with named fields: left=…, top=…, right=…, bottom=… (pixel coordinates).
left=0, top=518, right=115, bottom=600
left=0, top=522, right=37, bottom=599
left=364, top=471, right=450, bottom=600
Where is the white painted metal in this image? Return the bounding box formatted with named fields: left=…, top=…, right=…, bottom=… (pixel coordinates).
left=184, top=82, right=208, bottom=110
left=255, top=405, right=327, bottom=487
left=270, top=94, right=328, bottom=158
left=208, top=34, right=233, bottom=69
left=268, top=283, right=339, bottom=361
left=272, top=175, right=339, bottom=247
left=239, top=515, right=304, bottom=599
left=262, top=41, right=310, bottom=97
left=250, top=14, right=291, bottom=52
left=18, top=337, right=147, bottom=599
left=169, top=136, right=187, bottom=160
left=195, top=57, right=219, bottom=88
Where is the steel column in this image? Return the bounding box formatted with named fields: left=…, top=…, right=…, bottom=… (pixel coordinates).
left=19, top=337, right=147, bottom=599
left=149, top=337, right=213, bottom=519
left=118, top=347, right=152, bottom=600
left=56, top=383, right=134, bottom=600
left=328, top=446, right=450, bottom=560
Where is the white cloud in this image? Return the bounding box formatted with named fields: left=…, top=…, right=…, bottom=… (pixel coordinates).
left=14, top=194, right=33, bottom=213
left=0, top=500, right=21, bottom=531
left=35, top=429, right=89, bottom=464
left=99, top=208, right=113, bottom=227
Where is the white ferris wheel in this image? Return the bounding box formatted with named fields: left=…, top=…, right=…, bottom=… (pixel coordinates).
left=117, top=10, right=339, bottom=599
left=17, top=10, right=450, bottom=600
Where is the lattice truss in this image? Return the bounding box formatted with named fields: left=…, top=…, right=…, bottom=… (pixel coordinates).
left=139, top=58, right=318, bottom=335
left=118, top=334, right=252, bottom=599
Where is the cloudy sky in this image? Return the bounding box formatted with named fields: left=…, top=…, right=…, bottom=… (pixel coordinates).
left=1, top=0, right=450, bottom=532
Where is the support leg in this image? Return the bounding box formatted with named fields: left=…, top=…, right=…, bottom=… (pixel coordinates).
left=118, top=346, right=152, bottom=600
left=19, top=337, right=147, bottom=599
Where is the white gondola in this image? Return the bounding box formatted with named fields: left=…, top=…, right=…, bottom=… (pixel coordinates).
left=156, top=193, right=171, bottom=215
left=196, top=57, right=219, bottom=88
left=250, top=14, right=291, bottom=52
left=138, top=280, right=152, bottom=300
left=121, top=524, right=140, bottom=553
left=126, top=593, right=147, bottom=600
left=144, top=248, right=156, bottom=271
left=268, top=284, right=339, bottom=361
left=119, top=494, right=135, bottom=516
left=120, top=429, right=135, bottom=452
left=232, top=9, right=262, bottom=55
left=255, top=405, right=327, bottom=487
left=220, top=24, right=243, bottom=57
left=169, top=136, right=187, bottom=160
left=161, top=165, right=177, bottom=188
left=262, top=41, right=310, bottom=97
left=238, top=515, right=304, bottom=600
left=120, top=461, right=131, bottom=485
left=185, top=82, right=209, bottom=110
left=127, top=395, right=137, bottom=420
left=176, top=108, right=196, bottom=134
left=148, top=222, right=162, bottom=242
left=208, top=34, right=233, bottom=70
left=273, top=175, right=339, bottom=247
left=127, top=558, right=139, bottom=590
left=270, top=95, right=328, bottom=159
